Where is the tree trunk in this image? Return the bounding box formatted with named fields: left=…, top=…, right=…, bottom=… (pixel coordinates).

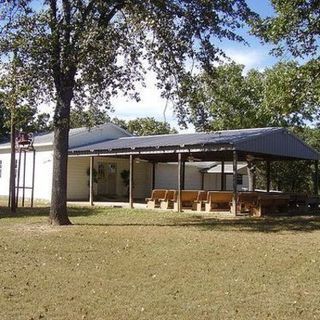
left=49, top=90, right=72, bottom=225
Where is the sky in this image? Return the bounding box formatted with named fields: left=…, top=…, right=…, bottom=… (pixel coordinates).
left=110, top=0, right=280, bottom=133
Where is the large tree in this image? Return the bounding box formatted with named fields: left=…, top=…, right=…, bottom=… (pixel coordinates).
left=0, top=0, right=256, bottom=225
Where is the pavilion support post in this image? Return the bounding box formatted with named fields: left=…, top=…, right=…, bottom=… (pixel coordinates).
left=152, top=162, right=156, bottom=190
left=89, top=156, right=94, bottom=206
left=16, top=149, right=22, bottom=208
left=231, top=151, right=238, bottom=216
left=201, top=172, right=205, bottom=190
left=314, top=160, right=319, bottom=196
left=129, top=154, right=134, bottom=209
left=22, top=150, right=27, bottom=207
left=221, top=160, right=225, bottom=191
left=182, top=161, right=186, bottom=190
left=247, top=160, right=256, bottom=192
left=266, top=160, right=271, bottom=193
left=177, top=153, right=182, bottom=212
left=30, top=149, right=36, bottom=208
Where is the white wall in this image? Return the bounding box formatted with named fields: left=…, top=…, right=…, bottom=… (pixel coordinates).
left=154, top=163, right=202, bottom=190
left=0, top=148, right=53, bottom=201
left=204, top=173, right=248, bottom=191
left=155, top=163, right=249, bottom=192
left=67, top=157, right=90, bottom=200
left=204, top=173, right=221, bottom=190
left=133, top=161, right=152, bottom=199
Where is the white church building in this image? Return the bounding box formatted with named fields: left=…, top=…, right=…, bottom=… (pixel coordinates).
left=0, top=123, right=249, bottom=203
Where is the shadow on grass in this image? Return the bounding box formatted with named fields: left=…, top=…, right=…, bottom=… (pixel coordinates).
left=0, top=206, right=100, bottom=219
left=2, top=205, right=320, bottom=233
left=167, top=215, right=320, bottom=233
left=76, top=214, right=320, bottom=233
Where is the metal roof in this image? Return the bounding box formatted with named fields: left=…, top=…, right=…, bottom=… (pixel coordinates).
left=0, top=123, right=132, bottom=150
left=70, top=127, right=277, bottom=152
left=69, top=127, right=320, bottom=161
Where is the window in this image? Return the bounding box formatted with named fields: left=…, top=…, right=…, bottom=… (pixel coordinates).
left=0, top=160, right=2, bottom=178
left=237, top=174, right=243, bottom=185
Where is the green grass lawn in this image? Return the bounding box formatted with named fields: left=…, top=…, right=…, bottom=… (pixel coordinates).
left=1, top=206, right=320, bottom=319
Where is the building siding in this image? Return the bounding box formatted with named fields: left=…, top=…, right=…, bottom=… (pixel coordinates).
left=155, top=163, right=248, bottom=192
left=67, top=157, right=90, bottom=200
left=0, top=149, right=53, bottom=201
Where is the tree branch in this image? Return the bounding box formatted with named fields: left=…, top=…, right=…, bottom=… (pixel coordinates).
left=48, top=0, right=62, bottom=91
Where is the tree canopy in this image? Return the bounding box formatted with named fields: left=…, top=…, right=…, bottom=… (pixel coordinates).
left=69, top=106, right=110, bottom=129
left=70, top=110, right=177, bottom=136
left=112, top=117, right=177, bottom=135
left=252, top=0, right=320, bottom=59
left=0, top=56, right=51, bottom=140
left=185, top=61, right=319, bottom=131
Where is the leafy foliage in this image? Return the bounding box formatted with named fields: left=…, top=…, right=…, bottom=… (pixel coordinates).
left=0, top=57, right=51, bottom=140
left=185, top=61, right=319, bottom=131
left=70, top=106, right=110, bottom=129
left=113, top=117, right=177, bottom=136
left=251, top=0, right=320, bottom=58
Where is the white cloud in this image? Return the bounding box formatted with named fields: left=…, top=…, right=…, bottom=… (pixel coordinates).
left=110, top=69, right=180, bottom=127
left=224, top=48, right=269, bottom=72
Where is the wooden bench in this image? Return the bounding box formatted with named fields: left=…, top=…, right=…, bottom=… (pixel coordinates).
left=287, top=193, right=308, bottom=214
left=237, top=192, right=259, bottom=215
left=204, top=191, right=233, bottom=212
left=252, top=193, right=290, bottom=217
left=192, top=191, right=208, bottom=211
left=173, top=190, right=200, bottom=211
left=306, top=196, right=320, bottom=211
left=160, top=190, right=177, bottom=209
left=146, top=189, right=167, bottom=209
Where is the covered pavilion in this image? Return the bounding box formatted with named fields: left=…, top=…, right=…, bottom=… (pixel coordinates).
left=69, top=127, right=320, bottom=215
